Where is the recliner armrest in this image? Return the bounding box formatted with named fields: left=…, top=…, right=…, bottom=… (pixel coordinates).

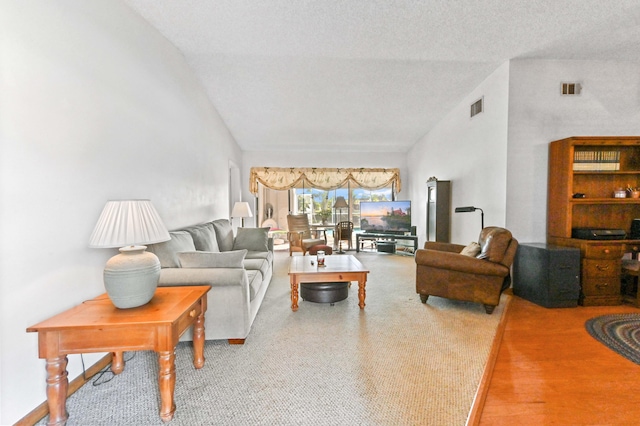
left=415, top=249, right=509, bottom=277
left=422, top=241, right=466, bottom=253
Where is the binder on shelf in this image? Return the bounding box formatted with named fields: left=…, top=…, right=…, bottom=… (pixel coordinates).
left=573, top=150, right=620, bottom=171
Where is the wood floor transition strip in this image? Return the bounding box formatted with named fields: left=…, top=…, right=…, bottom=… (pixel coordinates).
left=466, top=292, right=512, bottom=426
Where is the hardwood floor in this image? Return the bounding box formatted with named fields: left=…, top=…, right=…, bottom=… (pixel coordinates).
left=476, top=295, right=640, bottom=425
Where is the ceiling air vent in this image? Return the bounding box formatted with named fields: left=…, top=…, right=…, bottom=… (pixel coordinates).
left=470, top=97, right=483, bottom=118
left=561, top=82, right=581, bottom=95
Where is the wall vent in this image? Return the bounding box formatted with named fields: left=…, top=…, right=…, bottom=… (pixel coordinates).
left=470, top=97, right=483, bottom=118
left=561, top=82, right=581, bottom=95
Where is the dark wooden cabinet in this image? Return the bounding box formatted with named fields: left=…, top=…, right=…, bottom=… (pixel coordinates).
left=513, top=243, right=580, bottom=308
left=547, top=136, right=640, bottom=306
left=426, top=179, right=450, bottom=242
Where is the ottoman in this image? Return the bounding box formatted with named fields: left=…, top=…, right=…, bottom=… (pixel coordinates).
left=300, top=282, right=349, bottom=304
left=302, top=244, right=347, bottom=304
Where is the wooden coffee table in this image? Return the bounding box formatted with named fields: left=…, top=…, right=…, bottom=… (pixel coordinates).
left=27, top=286, right=210, bottom=425
left=288, top=255, right=369, bottom=311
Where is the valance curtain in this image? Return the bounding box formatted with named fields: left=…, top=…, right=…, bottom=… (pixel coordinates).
left=249, top=167, right=401, bottom=195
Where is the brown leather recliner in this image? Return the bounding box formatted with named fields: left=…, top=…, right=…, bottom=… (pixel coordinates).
left=415, top=227, right=518, bottom=314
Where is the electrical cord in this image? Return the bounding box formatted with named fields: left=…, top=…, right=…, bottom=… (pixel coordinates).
left=80, top=352, right=136, bottom=386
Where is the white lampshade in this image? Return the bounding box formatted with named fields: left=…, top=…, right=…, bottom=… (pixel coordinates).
left=89, top=200, right=170, bottom=248
left=89, top=200, right=170, bottom=309
left=231, top=201, right=253, bottom=219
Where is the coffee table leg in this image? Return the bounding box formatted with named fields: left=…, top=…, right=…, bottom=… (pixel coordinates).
left=290, top=277, right=299, bottom=311
left=45, top=355, right=68, bottom=426
left=193, top=311, right=205, bottom=369
left=358, top=276, right=367, bottom=309
left=111, top=351, right=124, bottom=374
left=158, top=350, right=176, bottom=422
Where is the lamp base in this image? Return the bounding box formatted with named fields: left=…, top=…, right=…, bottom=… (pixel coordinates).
left=103, top=246, right=160, bottom=309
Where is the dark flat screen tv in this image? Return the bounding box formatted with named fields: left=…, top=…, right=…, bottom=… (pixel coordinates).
left=360, top=201, right=411, bottom=233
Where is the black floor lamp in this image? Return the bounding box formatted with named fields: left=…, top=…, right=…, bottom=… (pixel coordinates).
left=454, top=206, right=484, bottom=230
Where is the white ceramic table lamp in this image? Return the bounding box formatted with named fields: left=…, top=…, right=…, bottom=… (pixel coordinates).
left=89, top=200, right=170, bottom=309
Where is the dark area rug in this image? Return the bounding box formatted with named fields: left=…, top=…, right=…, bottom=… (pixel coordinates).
left=585, top=314, right=640, bottom=365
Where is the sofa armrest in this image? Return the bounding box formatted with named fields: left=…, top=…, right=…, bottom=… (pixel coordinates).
left=415, top=249, right=509, bottom=277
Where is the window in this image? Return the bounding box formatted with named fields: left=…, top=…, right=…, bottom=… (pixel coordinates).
left=292, top=184, right=393, bottom=228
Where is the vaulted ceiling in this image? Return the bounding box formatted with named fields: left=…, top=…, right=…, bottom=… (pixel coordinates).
left=123, top=1, right=640, bottom=153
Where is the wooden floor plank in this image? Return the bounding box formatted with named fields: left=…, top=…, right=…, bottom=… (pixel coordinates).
left=478, top=296, right=640, bottom=425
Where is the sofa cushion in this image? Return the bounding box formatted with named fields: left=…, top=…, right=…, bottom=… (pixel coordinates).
left=147, top=231, right=196, bottom=268
left=246, top=270, right=262, bottom=300
left=177, top=250, right=247, bottom=269
left=185, top=223, right=220, bottom=252
left=233, top=227, right=270, bottom=252
left=245, top=250, right=274, bottom=264
left=243, top=258, right=269, bottom=278
left=211, top=219, right=235, bottom=252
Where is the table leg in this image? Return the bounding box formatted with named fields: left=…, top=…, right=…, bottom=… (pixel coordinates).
left=290, top=277, right=299, bottom=311
left=158, top=350, right=176, bottom=422
left=111, top=351, right=124, bottom=374
left=358, top=276, right=367, bottom=309
left=193, top=311, right=205, bottom=369
left=45, top=355, right=68, bottom=426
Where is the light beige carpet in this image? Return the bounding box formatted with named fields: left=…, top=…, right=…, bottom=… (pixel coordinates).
left=40, top=250, right=506, bottom=426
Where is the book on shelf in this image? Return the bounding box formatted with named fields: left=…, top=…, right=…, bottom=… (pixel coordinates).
left=573, top=150, right=620, bottom=171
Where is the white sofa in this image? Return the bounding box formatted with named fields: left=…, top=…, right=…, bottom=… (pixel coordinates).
left=146, top=219, right=273, bottom=344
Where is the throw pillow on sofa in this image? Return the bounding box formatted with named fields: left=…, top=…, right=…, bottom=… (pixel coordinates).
left=211, top=219, right=235, bottom=252
left=186, top=223, right=220, bottom=252
left=147, top=231, right=196, bottom=268
left=178, top=250, right=247, bottom=268
left=232, top=227, right=270, bottom=252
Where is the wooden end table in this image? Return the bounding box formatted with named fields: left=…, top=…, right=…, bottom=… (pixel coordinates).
left=288, top=254, right=369, bottom=311
left=27, top=285, right=210, bottom=425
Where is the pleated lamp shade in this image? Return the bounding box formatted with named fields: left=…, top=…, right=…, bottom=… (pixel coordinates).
left=89, top=200, right=170, bottom=248
left=89, top=200, right=170, bottom=309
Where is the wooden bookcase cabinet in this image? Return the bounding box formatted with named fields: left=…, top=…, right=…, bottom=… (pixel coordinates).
left=547, top=136, right=640, bottom=306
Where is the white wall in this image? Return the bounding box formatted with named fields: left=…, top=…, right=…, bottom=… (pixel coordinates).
left=407, top=62, right=511, bottom=245
left=0, top=2, right=242, bottom=424
left=506, top=59, right=640, bottom=243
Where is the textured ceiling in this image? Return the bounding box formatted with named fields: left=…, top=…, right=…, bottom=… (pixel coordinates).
left=123, top=0, right=640, bottom=152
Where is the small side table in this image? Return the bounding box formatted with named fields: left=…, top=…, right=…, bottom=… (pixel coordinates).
left=513, top=243, right=580, bottom=308
left=27, top=286, right=210, bottom=425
